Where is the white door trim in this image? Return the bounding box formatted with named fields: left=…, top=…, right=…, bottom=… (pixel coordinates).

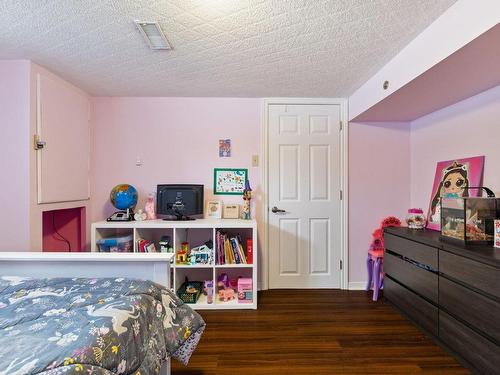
left=261, top=98, right=349, bottom=290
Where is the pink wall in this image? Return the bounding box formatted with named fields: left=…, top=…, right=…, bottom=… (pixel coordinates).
left=349, top=122, right=411, bottom=285
left=411, top=84, right=500, bottom=209
left=91, top=97, right=261, bottom=221
left=0, top=60, right=31, bottom=251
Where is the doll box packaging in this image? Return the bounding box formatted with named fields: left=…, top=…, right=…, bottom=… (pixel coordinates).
left=237, top=278, right=253, bottom=304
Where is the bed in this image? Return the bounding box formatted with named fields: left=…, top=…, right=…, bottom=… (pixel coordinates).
left=0, top=252, right=205, bottom=375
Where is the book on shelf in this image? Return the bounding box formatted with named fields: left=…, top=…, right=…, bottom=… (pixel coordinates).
left=216, top=230, right=249, bottom=265
left=137, top=238, right=157, bottom=253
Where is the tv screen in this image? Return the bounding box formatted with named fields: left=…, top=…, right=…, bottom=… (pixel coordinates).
left=157, top=184, right=204, bottom=220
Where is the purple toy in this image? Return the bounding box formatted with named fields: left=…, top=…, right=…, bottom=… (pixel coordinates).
left=204, top=280, right=214, bottom=304
left=217, top=273, right=230, bottom=289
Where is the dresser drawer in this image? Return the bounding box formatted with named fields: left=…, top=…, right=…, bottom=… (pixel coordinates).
left=384, top=233, right=438, bottom=269
left=440, top=250, right=500, bottom=299
left=440, top=311, right=500, bottom=375
left=440, top=276, right=500, bottom=344
left=384, top=251, right=438, bottom=304
left=385, top=276, right=438, bottom=336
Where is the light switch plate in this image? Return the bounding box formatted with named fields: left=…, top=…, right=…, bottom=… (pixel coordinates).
left=252, top=154, right=259, bottom=167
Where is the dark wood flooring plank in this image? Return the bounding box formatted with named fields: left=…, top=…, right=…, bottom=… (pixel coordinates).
left=172, top=290, right=469, bottom=375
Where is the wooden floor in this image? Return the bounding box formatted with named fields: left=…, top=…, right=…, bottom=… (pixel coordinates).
left=172, top=290, right=469, bottom=375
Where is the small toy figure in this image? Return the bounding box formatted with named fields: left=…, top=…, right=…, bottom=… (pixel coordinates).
left=176, top=249, right=188, bottom=264
left=217, top=273, right=230, bottom=290
left=190, top=254, right=197, bottom=265
left=134, top=209, right=147, bottom=221
left=159, top=235, right=173, bottom=253
left=218, top=288, right=235, bottom=302
left=145, top=193, right=157, bottom=220
left=242, top=180, right=252, bottom=220
left=204, top=280, right=214, bottom=304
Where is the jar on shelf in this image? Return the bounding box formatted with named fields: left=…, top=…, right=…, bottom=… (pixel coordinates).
left=406, top=208, right=426, bottom=229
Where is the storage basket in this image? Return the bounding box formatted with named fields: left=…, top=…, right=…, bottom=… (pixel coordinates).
left=96, top=234, right=133, bottom=252
left=176, top=278, right=203, bottom=304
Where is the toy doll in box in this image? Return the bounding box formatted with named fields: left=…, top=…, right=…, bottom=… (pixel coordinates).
left=237, top=278, right=253, bottom=304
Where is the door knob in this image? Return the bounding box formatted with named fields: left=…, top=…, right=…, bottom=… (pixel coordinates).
left=271, top=206, right=286, bottom=213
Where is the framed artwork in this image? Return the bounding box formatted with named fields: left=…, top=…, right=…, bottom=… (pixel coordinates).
left=219, top=139, right=231, bottom=157
left=214, top=168, right=248, bottom=195
left=426, top=156, right=485, bottom=231
left=206, top=201, right=222, bottom=219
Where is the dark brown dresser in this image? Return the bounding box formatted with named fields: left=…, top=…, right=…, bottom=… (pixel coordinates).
left=384, top=227, right=500, bottom=375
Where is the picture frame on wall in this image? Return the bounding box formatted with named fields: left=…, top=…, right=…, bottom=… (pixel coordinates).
left=426, top=156, right=485, bottom=231
left=214, top=168, right=248, bottom=195
left=206, top=201, right=222, bottom=219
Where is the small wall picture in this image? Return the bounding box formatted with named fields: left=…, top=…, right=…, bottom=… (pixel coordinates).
left=206, top=201, right=222, bottom=219
left=219, top=139, right=231, bottom=157
left=214, top=168, right=248, bottom=195
left=426, top=156, right=485, bottom=231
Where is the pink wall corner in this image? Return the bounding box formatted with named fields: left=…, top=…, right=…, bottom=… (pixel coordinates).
left=0, top=60, right=31, bottom=251
left=411, top=84, right=500, bottom=210
left=348, top=122, right=411, bottom=284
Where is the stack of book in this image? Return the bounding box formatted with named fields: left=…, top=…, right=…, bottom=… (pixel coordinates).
left=136, top=238, right=157, bottom=253
left=215, top=230, right=250, bottom=265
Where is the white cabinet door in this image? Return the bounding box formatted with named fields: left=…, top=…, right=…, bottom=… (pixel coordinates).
left=37, top=73, right=90, bottom=203
left=268, top=104, right=342, bottom=288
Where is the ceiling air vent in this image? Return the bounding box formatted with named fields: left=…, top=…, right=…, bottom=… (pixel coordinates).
left=135, top=21, right=171, bottom=50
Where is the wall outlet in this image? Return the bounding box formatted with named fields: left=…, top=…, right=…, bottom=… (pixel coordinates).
left=135, top=157, right=143, bottom=166
left=252, top=154, right=259, bottom=167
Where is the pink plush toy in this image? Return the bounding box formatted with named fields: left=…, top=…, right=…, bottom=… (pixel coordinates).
left=145, top=193, right=157, bottom=220
left=218, top=288, right=235, bottom=302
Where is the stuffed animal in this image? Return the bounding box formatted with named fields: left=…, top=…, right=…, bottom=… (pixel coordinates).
left=218, top=288, right=235, bottom=302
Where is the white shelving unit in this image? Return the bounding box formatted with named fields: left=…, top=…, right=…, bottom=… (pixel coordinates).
left=91, top=218, right=257, bottom=310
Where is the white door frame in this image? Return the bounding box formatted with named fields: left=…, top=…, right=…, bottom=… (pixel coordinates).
left=261, top=98, right=349, bottom=290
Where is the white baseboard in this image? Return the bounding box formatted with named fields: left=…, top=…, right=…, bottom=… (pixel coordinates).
left=348, top=281, right=367, bottom=290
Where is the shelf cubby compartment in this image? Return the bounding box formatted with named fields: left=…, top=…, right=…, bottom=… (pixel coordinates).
left=215, top=227, right=254, bottom=266
left=135, top=227, right=174, bottom=253
left=174, top=227, right=214, bottom=266
left=93, top=227, right=134, bottom=253
left=175, top=267, right=214, bottom=308
left=215, top=267, right=255, bottom=309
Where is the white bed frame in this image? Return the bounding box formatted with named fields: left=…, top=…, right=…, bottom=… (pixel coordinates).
left=0, top=252, right=173, bottom=375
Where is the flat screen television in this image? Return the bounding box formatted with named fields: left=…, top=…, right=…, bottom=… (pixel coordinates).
left=157, top=184, right=204, bottom=221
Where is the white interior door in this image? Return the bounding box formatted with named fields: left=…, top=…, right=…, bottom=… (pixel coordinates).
left=268, top=104, right=341, bottom=289
left=37, top=73, right=90, bottom=204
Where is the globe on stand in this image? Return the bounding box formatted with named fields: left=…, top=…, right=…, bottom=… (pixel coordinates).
left=107, top=184, right=138, bottom=222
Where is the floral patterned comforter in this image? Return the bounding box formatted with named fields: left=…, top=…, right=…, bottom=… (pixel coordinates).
left=0, top=277, right=205, bottom=375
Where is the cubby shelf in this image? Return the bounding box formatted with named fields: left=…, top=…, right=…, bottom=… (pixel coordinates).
left=91, top=218, right=257, bottom=310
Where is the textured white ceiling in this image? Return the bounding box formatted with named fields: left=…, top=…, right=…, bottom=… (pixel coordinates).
left=0, top=0, right=456, bottom=97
